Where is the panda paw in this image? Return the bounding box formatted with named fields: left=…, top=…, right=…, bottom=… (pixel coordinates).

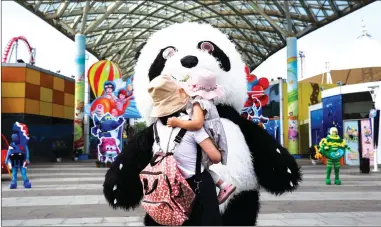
left=103, top=153, right=143, bottom=211
left=255, top=145, right=302, bottom=195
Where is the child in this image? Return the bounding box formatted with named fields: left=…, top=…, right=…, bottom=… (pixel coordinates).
left=167, top=68, right=236, bottom=204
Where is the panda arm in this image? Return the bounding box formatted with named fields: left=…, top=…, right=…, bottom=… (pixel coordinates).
left=103, top=124, right=154, bottom=210
left=216, top=105, right=302, bottom=195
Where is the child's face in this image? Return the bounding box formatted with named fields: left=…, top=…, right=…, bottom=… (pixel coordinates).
left=119, top=94, right=126, bottom=99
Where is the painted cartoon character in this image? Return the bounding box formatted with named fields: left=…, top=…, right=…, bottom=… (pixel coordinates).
left=288, top=120, right=298, bottom=140
left=5, top=122, right=32, bottom=189
left=315, top=127, right=351, bottom=185
left=114, top=88, right=133, bottom=116
left=98, top=137, right=121, bottom=163
left=103, top=81, right=116, bottom=101
left=345, top=126, right=358, bottom=141
left=363, top=126, right=372, bottom=144
left=91, top=113, right=125, bottom=138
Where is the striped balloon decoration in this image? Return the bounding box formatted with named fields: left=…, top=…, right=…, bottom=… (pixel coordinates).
left=87, top=60, right=122, bottom=98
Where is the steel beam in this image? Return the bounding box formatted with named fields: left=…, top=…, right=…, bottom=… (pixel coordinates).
left=250, top=2, right=288, bottom=37
left=81, top=1, right=90, bottom=34
left=118, top=40, right=134, bottom=64
left=93, top=1, right=146, bottom=48
left=84, top=1, right=123, bottom=34
left=284, top=0, right=293, bottom=36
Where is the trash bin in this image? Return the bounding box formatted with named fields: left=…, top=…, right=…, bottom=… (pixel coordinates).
left=360, top=157, right=370, bottom=174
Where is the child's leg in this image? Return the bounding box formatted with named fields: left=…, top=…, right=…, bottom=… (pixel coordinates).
left=208, top=169, right=237, bottom=205
left=208, top=169, right=220, bottom=185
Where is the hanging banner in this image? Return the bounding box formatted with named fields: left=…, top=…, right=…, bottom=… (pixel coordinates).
left=360, top=119, right=374, bottom=166
left=73, top=34, right=86, bottom=157
left=343, top=120, right=360, bottom=166
left=322, top=95, right=343, bottom=138
left=310, top=108, right=324, bottom=146
left=286, top=37, right=299, bottom=155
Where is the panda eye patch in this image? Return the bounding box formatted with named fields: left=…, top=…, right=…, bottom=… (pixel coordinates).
left=162, top=47, right=176, bottom=59
left=200, top=42, right=214, bottom=52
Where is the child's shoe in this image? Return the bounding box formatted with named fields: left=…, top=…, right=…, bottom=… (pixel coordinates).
left=217, top=184, right=236, bottom=205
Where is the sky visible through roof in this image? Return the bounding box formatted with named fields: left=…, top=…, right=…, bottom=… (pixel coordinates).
left=1, top=1, right=381, bottom=80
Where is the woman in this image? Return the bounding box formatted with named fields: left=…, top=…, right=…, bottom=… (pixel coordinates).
left=145, top=75, right=222, bottom=226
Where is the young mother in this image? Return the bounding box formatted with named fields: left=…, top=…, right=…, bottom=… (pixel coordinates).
left=104, top=76, right=222, bottom=226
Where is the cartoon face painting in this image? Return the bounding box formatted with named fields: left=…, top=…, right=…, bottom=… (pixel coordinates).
left=98, top=137, right=121, bottom=163
left=288, top=120, right=298, bottom=140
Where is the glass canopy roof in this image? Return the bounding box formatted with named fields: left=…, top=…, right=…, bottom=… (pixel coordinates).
left=15, top=0, right=374, bottom=77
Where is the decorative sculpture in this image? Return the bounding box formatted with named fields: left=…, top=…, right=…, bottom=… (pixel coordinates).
left=315, top=127, right=350, bottom=185
left=5, top=122, right=32, bottom=189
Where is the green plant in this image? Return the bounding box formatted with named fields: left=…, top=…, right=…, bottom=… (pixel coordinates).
left=133, top=121, right=147, bottom=133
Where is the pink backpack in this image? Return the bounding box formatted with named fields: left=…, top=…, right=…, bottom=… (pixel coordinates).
left=139, top=123, right=201, bottom=226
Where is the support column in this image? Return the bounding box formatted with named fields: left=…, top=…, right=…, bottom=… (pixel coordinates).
left=73, top=34, right=86, bottom=159
left=287, top=37, right=299, bottom=155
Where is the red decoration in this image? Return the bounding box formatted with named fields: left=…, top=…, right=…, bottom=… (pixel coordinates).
left=90, top=98, right=117, bottom=114
left=257, top=77, right=269, bottom=90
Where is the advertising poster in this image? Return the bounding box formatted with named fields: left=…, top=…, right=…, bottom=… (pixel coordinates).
left=323, top=94, right=343, bottom=138
left=360, top=119, right=374, bottom=166
left=343, top=120, right=360, bottom=166
left=84, top=60, right=141, bottom=165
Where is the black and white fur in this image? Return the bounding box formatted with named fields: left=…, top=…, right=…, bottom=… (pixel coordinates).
left=103, top=22, right=302, bottom=226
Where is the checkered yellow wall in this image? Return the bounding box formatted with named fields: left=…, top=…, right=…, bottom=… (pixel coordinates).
left=2, top=66, right=75, bottom=120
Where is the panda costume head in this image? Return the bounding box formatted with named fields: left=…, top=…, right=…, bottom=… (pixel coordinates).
left=133, top=22, right=247, bottom=124
left=103, top=22, right=302, bottom=226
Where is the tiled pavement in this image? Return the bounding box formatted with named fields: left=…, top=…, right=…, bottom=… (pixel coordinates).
left=2, top=161, right=381, bottom=226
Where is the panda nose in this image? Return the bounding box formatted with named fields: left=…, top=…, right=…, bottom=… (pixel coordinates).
left=180, top=55, right=198, bottom=68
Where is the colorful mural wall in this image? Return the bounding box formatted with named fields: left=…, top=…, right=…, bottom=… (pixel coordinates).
left=343, top=120, right=360, bottom=166
left=84, top=60, right=140, bottom=165
left=241, top=66, right=281, bottom=143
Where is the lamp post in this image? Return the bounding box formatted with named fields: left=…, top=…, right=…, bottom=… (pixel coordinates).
left=368, top=85, right=379, bottom=172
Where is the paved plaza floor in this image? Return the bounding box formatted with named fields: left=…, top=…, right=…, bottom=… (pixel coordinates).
left=1, top=161, right=381, bottom=226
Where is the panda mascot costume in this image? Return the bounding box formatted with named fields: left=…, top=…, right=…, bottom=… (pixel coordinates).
left=103, top=22, right=302, bottom=226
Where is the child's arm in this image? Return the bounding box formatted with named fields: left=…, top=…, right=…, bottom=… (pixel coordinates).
left=167, top=103, right=205, bottom=130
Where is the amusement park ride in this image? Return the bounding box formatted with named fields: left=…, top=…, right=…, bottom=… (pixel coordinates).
left=2, top=36, right=36, bottom=64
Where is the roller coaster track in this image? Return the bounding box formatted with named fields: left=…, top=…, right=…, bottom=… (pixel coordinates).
left=2, top=36, right=35, bottom=64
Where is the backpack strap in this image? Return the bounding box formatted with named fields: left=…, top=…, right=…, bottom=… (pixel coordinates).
left=174, top=128, right=187, bottom=144
left=153, top=122, right=160, bottom=144
left=194, top=145, right=202, bottom=194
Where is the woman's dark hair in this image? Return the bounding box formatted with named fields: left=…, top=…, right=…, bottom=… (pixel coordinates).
left=158, top=110, right=186, bottom=125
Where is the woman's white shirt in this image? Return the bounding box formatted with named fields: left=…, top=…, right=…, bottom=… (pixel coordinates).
left=153, top=114, right=209, bottom=179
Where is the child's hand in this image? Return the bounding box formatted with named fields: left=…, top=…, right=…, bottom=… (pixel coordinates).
left=167, top=117, right=180, bottom=128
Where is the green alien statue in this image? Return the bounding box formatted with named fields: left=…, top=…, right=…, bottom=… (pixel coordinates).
left=315, top=127, right=351, bottom=185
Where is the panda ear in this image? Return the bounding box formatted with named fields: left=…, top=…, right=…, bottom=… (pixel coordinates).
left=134, top=42, right=147, bottom=60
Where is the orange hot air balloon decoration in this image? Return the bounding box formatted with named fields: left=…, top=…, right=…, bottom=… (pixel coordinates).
left=88, top=60, right=122, bottom=98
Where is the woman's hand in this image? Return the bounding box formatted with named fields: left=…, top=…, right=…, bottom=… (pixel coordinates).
left=167, top=117, right=180, bottom=128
